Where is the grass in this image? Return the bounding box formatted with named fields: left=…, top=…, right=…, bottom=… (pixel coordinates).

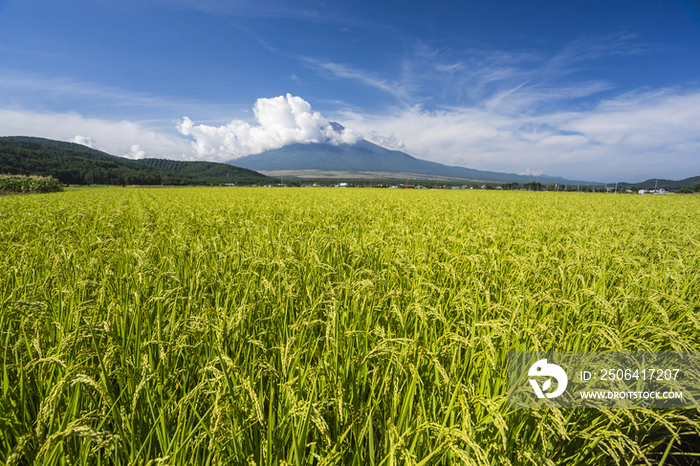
left=1, top=187, right=699, bottom=465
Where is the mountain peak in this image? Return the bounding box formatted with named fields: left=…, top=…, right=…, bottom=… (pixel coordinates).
left=329, top=122, right=346, bottom=134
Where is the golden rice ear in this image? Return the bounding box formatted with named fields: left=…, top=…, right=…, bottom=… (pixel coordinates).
left=1, top=187, right=697, bottom=465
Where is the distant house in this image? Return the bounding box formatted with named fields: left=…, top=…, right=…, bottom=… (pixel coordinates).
left=405, top=185, right=415, bottom=189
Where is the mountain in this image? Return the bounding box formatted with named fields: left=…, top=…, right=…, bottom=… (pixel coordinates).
left=228, top=124, right=598, bottom=185
left=617, top=176, right=700, bottom=189
left=0, top=136, right=272, bottom=185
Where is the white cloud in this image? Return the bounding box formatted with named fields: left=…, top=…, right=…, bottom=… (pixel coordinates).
left=0, top=108, right=192, bottom=159
left=0, top=69, right=248, bottom=128
left=435, top=63, right=464, bottom=73
left=537, top=135, right=589, bottom=147
left=178, top=94, right=362, bottom=160
left=366, top=132, right=405, bottom=151
left=519, top=167, right=543, bottom=176
left=336, top=87, right=700, bottom=182
left=558, top=89, right=700, bottom=147
left=125, top=144, right=146, bottom=159
left=2, top=84, right=697, bottom=182
left=302, top=58, right=410, bottom=101
left=70, top=135, right=97, bottom=148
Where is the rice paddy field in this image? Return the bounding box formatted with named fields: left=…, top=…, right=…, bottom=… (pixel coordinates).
left=1, top=186, right=699, bottom=465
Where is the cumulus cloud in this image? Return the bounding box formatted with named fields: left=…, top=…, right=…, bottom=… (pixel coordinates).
left=125, top=144, right=146, bottom=159
left=177, top=94, right=362, bottom=160
left=70, top=135, right=97, bottom=148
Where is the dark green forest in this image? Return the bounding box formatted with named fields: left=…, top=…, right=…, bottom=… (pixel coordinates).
left=0, top=136, right=273, bottom=186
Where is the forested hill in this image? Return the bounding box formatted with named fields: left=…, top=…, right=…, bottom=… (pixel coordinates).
left=0, top=136, right=272, bottom=185
left=617, top=176, right=700, bottom=190
left=136, top=158, right=267, bottom=184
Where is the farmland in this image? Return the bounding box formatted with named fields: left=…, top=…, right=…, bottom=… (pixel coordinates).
left=1, top=187, right=699, bottom=465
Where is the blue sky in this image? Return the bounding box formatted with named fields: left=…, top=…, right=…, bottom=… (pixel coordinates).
left=1, top=0, right=699, bottom=182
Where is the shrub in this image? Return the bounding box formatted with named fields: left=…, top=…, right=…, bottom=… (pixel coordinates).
left=0, top=174, right=64, bottom=194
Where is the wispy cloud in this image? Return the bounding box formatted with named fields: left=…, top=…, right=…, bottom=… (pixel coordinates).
left=547, top=32, right=646, bottom=71
left=302, top=58, right=410, bottom=101
left=335, top=86, right=700, bottom=182
left=153, top=0, right=330, bottom=20
left=0, top=69, right=242, bottom=125
left=153, top=0, right=399, bottom=36
left=321, top=33, right=641, bottom=113
left=2, top=17, right=692, bottom=183
left=481, top=80, right=615, bottom=114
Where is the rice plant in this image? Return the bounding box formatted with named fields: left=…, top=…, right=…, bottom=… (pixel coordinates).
left=1, top=187, right=699, bottom=465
